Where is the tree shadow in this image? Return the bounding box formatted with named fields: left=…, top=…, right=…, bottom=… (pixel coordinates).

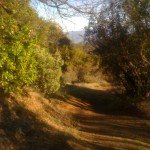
left=62, top=85, right=150, bottom=149
left=0, top=91, right=123, bottom=150
left=0, top=92, right=74, bottom=150
left=77, top=115, right=150, bottom=142
left=65, top=85, right=140, bottom=116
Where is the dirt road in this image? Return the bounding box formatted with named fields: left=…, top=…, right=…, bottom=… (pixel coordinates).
left=63, top=83, right=150, bottom=150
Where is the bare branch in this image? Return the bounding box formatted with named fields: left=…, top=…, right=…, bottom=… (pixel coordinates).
left=37, top=0, right=104, bottom=17
left=0, top=1, right=12, bottom=14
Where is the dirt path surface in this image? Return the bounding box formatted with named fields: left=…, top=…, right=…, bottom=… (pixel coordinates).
left=0, top=84, right=149, bottom=150
left=63, top=83, right=150, bottom=150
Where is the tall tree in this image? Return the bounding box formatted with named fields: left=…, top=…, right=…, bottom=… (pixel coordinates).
left=85, top=0, right=150, bottom=99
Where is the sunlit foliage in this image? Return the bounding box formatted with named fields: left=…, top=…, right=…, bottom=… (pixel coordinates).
left=0, top=0, right=37, bottom=93
left=0, top=0, right=64, bottom=94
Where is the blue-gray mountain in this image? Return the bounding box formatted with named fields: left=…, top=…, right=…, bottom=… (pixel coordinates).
left=65, top=30, right=85, bottom=43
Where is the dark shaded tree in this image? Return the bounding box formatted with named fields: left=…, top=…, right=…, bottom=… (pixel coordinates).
left=85, top=0, right=150, bottom=100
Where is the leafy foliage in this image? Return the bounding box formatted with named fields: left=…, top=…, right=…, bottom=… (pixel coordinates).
left=32, top=20, right=65, bottom=94
left=0, top=0, right=37, bottom=93
left=35, top=47, right=63, bottom=95
left=62, top=45, right=101, bottom=84
left=0, top=0, right=65, bottom=94
left=0, top=0, right=104, bottom=95
left=85, top=0, right=150, bottom=99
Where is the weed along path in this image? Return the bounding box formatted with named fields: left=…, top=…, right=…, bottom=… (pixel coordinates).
left=63, top=83, right=150, bottom=150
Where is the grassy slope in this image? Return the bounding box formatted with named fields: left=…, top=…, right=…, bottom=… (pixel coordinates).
left=0, top=84, right=150, bottom=150
left=0, top=89, right=79, bottom=150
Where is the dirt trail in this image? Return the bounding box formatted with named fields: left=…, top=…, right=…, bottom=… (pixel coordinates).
left=0, top=84, right=149, bottom=150
left=63, top=83, right=150, bottom=150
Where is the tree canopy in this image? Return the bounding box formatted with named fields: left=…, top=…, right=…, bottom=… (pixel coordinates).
left=85, top=0, right=150, bottom=99
left=0, top=0, right=65, bottom=94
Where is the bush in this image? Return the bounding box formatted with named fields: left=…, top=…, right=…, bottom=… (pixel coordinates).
left=62, top=68, right=78, bottom=84
left=34, top=47, right=63, bottom=95
left=0, top=0, right=65, bottom=95
left=61, top=46, right=101, bottom=84
left=0, top=17, right=37, bottom=93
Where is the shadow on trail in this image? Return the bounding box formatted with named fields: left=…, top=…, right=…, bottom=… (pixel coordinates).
left=0, top=92, right=73, bottom=150
left=0, top=89, right=149, bottom=150
left=0, top=91, right=117, bottom=150
left=65, top=84, right=139, bottom=116
left=65, top=85, right=150, bottom=148
left=78, top=114, right=150, bottom=142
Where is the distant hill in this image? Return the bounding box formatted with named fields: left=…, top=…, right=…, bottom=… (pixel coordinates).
left=65, top=30, right=85, bottom=43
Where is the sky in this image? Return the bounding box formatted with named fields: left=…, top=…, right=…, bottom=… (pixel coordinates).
left=31, top=0, right=89, bottom=32
left=55, top=17, right=88, bottom=32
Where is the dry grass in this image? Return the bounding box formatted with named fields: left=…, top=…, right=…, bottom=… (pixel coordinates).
left=0, top=84, right=150, bottom=150
left=70, top=81, right=112, bottom=91
left=137, top=98, right=150, bottom=117
left=0, top=89, right=79, bottom=150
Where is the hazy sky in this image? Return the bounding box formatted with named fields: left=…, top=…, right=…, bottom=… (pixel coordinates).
left=56, top=17, right=88, bottom=32
left=31, top=0, right=89, bottom=32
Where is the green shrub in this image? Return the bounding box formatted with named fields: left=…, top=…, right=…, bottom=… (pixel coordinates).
left=34, top=47, right=63, bottom=95
left=61, top=46, right=101, bottom=84
left=0, top=17, right=37, bottom=93
left=62, top=67, right=78, bottom=83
